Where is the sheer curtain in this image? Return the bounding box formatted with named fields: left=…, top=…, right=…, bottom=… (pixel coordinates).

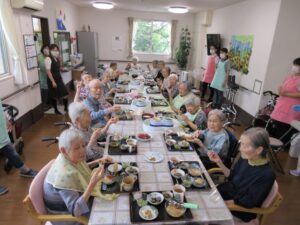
left=170, top=20, right=178, bottom=60
left=128, top=17, right=134, bottom=59
left=0, top=0, right=27, bottom=85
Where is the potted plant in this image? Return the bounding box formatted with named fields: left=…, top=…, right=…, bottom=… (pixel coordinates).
left=176, top=27, right=192, bottom=70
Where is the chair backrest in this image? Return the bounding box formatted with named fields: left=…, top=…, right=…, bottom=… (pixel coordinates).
left=261, top=181, right=279, bottom=208
left=224, top=128, right=239, bottom=167
left=29, top=159, right=55, bottom=214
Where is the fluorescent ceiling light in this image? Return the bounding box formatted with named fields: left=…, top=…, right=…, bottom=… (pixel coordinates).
left=168, top=6, right=189, bottom=14
left=92, top=2, right=114, bottom=10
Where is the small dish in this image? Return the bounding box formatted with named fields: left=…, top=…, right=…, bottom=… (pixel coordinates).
left=107, top=163, right=122, bottom=173
left=102, top=174, right=115, bottom=185
left=192, top=177, right=206, bottom=188
left=126, top=138, right=137, bottom=146
left=111, top=134, right=123, bottom=142
left=165, top=139, right=176, bottom=146
left=147, top=192, right=164, bottom=205
left=178, top=140, right=189, bottom=148
left=139, top=205, right=159, bottom=221
left=125, top=166, right=139, bottom=175
left=120, top=144, right=129, bottom=151
left=162, top=191, right=173, bottom=201
left=142, top=113, right=154, bottom=120
left=171, top=168, right=185, bottom=179
left=109, top=141, right=120, bottom=148
left=137, top=132, right=152, bottom=142
left=165, top=200, right=186, bottom=218
left=188, top=167, right=202, bottom=177
left=144, top=152, right=164, bottom=163
left=178, top=162, right=190, bottom=170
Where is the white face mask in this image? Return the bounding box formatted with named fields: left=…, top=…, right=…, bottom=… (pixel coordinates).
left=43, top=49, right=49, bottom=56
left=210, top=49, right=215, bottom=54
left=51, top=50, right=59, bottom=58
left=220, top=53, right=227, bottom=59
left=292, top=65, right=300, bottom=74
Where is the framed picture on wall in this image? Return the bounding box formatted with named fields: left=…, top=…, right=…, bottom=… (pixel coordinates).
left=253, top=79, right=262, bottom=95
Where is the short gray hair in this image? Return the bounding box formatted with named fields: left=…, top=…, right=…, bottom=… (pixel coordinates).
left=132, top=56, right=139, bottom=61
left=185, top=96, right=201, bottom=107
left=68, top=102, right=88, bottom=124
left=208, top=109, right=226, bottom=122
left=59, top=128, right=85, bottom=151
left=242, top=127, right=270, bottom=158
left=169, top=73, right=178, bottom=80
left=179, top=81, right=192, bottom=92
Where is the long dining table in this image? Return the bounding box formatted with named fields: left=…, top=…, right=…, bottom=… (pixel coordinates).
left=88, top=73, right=234, bottom=225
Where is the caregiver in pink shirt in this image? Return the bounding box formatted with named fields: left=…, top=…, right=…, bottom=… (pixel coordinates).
left=201, top=45, right=219, bottom=102
left=269, top=57, right=300, bottom=144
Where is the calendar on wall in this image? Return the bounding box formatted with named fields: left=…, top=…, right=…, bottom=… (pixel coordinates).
left=23, top=34, right=38, bottom=69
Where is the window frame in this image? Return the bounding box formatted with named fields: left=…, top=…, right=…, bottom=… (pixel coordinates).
left=0, top=21, right=10, bottom=77
left=132, top=19, right=171, bottom=56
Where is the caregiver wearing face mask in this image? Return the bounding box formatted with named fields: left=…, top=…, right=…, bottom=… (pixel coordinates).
left=45, top=44, right=69, bottom=115
left=210, top=48, right=231, bottom=109
left=201, top=45, right=219, bottom=102
left=268, top=58, right=300, bottom=144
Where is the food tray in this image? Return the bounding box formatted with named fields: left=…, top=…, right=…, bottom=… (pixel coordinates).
left=168, top=161, right=211, bottom=191
left=149, top=97, right=168, bottom=107
left=129, top=191, right=193, bottom=223
left=114, top=96, right=132, bottom=104
left=163, top=133, right=194, bottom=152
left=101, top=162, right=140, bottom=193
left=108, top=135, right=137, bottom=155
left=146, top=86, right=161, bottom=94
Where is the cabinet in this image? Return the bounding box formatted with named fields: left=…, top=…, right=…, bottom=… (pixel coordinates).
left=53, top=31, right=71, bottom=66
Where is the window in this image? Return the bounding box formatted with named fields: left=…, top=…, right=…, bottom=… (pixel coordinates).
left=132, top=20, right=171, bottom=55
left=0, top=22, right=9, bottom=76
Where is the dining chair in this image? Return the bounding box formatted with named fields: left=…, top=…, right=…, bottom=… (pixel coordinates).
left=23, top=159, right=88, bottom=225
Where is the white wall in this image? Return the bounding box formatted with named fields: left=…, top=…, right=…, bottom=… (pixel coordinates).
left=198, top=0, right=281, bottom=116
left=260, top=0, right=300, bottom=108
left=0, top=0, right=79, bottom=118
left=77, top=7, right=195, bottom=64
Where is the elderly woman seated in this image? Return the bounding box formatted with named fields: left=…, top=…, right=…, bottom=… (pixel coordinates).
left=43, top=129, right=112, bottom=225
left=186, top=109, right=229, bottom=169
left=180, top=96, right=207, bottom=131
left=74, top=73, right=93, bottom=102
left=147, top=60, right=159, bottom=78
left=162, top=73, right=179, bottom=100
left=171, top=82, right=196, bottom=114
left=100, top=72, right=118, bottom=98
left=68, top=102, right=118, bottom=162
left=107, top=62, right=123, bottom=81
left=83, top=79, right=120, bottom=128
left=125, top=56, right=141, bottom=71
left=208, top=127, right=276, bottom=223
left=157, top=67, right=171, bottom=91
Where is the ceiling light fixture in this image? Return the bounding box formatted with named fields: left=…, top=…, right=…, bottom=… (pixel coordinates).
left=92, top=2, right=114, bottom=10
left=168, top=6, right=189, bottom=14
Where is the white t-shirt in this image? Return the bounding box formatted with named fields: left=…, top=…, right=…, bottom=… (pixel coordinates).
left=45, top=57, right=52, bottom=70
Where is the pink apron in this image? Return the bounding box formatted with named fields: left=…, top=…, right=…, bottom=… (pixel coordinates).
left=271, top=75, right=300, bottom=124
left=202, top=55, right=217, bottom=83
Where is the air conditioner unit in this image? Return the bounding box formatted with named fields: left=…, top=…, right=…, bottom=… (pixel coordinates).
left=11, top=0, right=44, bottom=11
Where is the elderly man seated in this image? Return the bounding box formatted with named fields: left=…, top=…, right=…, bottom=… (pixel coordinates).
left=171, top=81, right=196, bottom=114
left=83, top=79, right=120, bottom=128
left=100, top=72, right=118, bottom=98
left=43, top=129, right=112, bottom=225
left=68, top=102, right=118, bottom=162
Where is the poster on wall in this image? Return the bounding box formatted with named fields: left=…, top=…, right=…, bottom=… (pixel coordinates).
left=229, top=35, right=253, bottom=74
left=56, top=8, right=66, bottom=30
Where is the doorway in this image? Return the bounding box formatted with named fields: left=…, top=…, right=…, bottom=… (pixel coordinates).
left=32, top=16, right=50, bottom=111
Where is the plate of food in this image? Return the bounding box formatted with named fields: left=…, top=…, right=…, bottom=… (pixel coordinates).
left=142, top=113, right=154, bottom=120
left=102, top=174, right=115, bottom=185
left=165, top=139, right=176, bottom=146
left=147, top=192, right=164, bottom=205
left=192, top=177, right=206, bottom=188
left=162, top=191, right=173, bottom=201
left=139, top=205, right=159, bottom=221
left=144, top=152, right=164, bottom=163
left=137, top=132, right=152, bottom=142
left=107, top=163, right=122, bottom=173
left=188, top=167, right=202, bottom=177
left=170, top=168, right=185, bottom=179
left=165, top=200, right=186, bottom=218
left=178, top=140, right=190, bottom=148
left=125, top=166, right=139, bottom=175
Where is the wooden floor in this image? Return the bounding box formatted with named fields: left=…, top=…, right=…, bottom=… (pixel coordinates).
left=0, top=113, right=299, bottom=225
